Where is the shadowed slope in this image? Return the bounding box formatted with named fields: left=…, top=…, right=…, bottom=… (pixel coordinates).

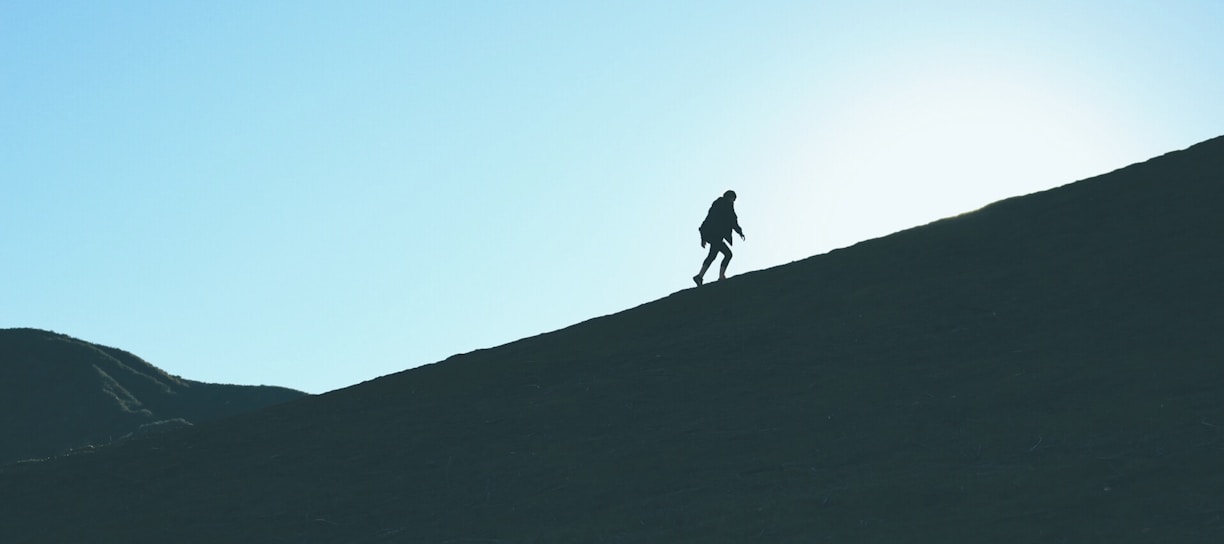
left=0, top=136, right=1221, bottom=543
left=0, top=329, right=307, bottom=464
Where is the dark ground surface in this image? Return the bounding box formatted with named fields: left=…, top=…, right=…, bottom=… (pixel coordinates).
left=0, top=328, right=306, bottom=465
left=0, top=136, right=1221, bottom=543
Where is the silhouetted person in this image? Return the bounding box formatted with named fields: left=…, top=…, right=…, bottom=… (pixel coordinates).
left=694, top=190, right=746, bottom=286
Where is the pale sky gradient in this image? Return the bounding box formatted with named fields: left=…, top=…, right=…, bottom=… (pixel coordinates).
left=4, top=1, right=1222, bottom=393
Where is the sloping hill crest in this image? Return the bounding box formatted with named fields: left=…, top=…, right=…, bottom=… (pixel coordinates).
left=0, top=136, right=1221, bottom=543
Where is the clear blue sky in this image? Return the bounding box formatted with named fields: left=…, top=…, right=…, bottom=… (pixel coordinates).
left=4, top=1, right=1222, bottom=394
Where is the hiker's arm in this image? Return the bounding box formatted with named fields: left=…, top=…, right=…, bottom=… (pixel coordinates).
left=730, top=207, right=744, bottom=240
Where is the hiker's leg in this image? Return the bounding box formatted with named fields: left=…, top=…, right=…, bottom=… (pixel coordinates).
left=718, top=245, right=733, bottom=280
left=698, top=242, right=719, bottom=278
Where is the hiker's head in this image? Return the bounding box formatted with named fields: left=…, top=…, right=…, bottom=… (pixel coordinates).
left=724, top=190, right=737, bottom=202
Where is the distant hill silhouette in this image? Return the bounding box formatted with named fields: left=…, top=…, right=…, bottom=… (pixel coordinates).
left=1, top=136, right=1221, bottom=543
left=0, top=328, right=306, bottom=465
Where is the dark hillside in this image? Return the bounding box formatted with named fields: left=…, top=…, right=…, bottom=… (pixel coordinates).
left=0, top=136, right=1221, bottom=543
left=0, top=329, right=306, bottom=464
